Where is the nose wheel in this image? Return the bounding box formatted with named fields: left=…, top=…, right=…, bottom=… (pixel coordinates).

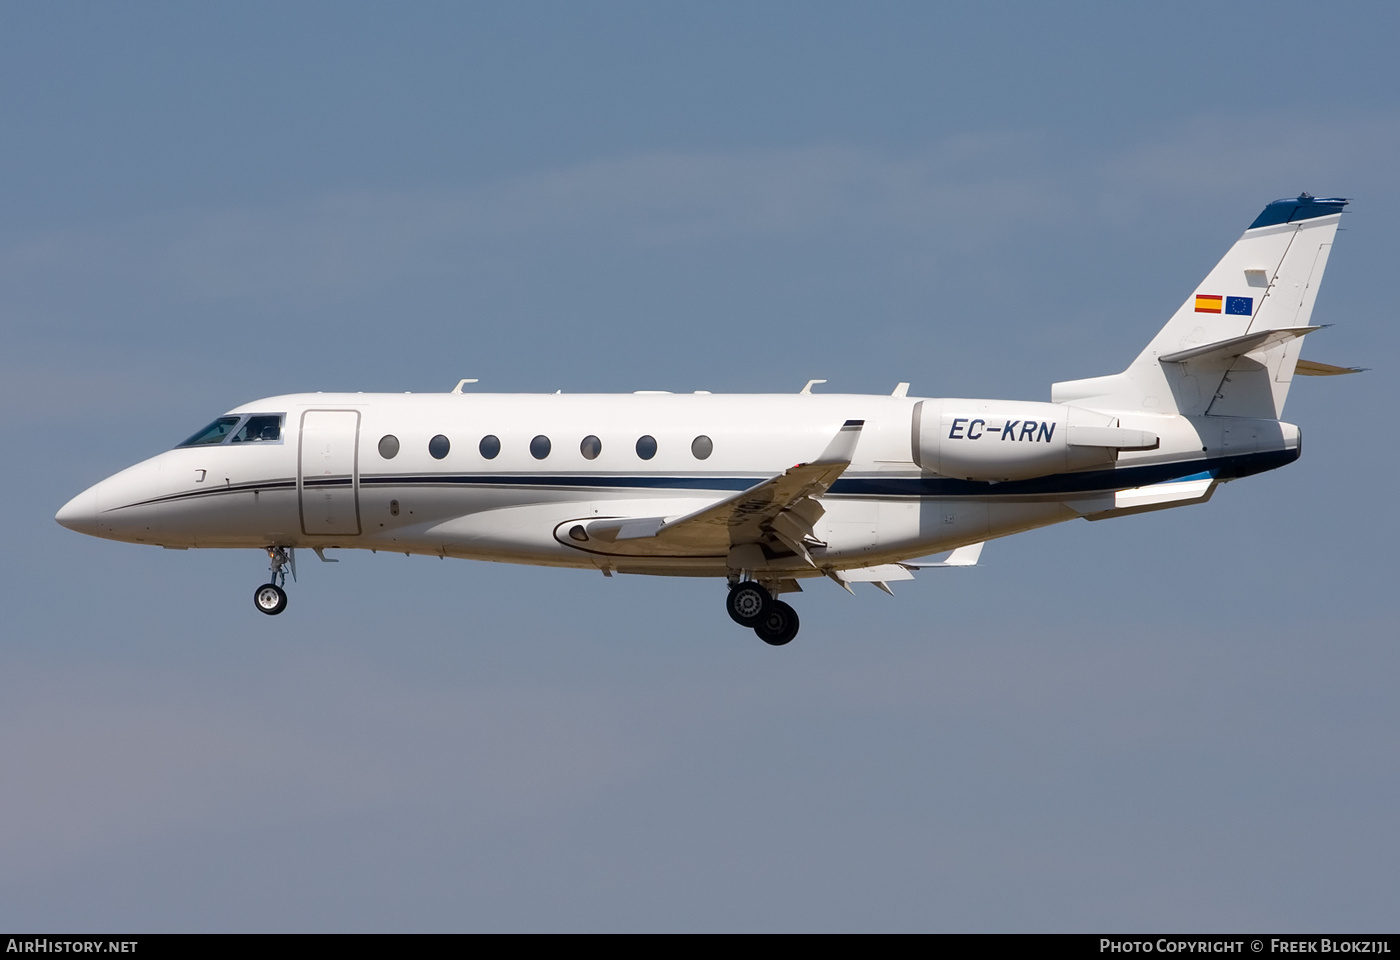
left=254, top=546, right=295, bottom=616
left=254, top=583, right=288, bottom=615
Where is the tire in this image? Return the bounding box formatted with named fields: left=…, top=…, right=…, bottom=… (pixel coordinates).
left=754, top=600, right=799, bottom=646
left=726, top=580, right=772, bottom=627
left=254, top=583, right=288, bottom=616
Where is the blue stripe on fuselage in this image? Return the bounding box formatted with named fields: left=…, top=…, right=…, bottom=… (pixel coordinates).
left=355, top=448, right=1293, bottom=498
left=110, top=448, right=1293, bottom=512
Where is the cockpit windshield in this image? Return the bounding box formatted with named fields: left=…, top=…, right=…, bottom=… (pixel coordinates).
left=178, top=417, right=241, bottom=447
left=176, top=414, right=283, bottom=448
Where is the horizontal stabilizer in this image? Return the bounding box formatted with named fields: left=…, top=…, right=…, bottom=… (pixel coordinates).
left=1295, top=359, right=1367, bottom=376
left=1158, top=326, right=1321, bottom=365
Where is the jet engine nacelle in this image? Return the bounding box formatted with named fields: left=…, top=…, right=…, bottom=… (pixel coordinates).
left=913, top=399, right=1158, bottom=481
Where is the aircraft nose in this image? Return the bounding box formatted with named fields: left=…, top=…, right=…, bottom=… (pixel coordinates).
left=55, top=484, right=101, bottom=537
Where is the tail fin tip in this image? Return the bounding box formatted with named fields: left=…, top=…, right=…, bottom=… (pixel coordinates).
left=1248, top=194, right=1348, bottom=230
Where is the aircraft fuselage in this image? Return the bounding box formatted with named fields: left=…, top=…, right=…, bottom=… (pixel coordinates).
left=58, top=390, right=1295, bottom=579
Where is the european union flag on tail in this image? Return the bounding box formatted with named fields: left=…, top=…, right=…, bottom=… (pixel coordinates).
left=1225, top=296, right=1253, bottom=316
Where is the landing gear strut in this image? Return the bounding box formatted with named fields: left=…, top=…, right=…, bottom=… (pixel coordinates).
left=725, top=580, right=801, bottom=644
left=254, top=546, right=294, bottom=616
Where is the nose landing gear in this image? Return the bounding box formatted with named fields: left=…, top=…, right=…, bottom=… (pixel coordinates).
left=725, top=580, right=801, bottom=645
left=254, top=582, right=287, bottom=615
left=254, top=546, right=294, bottom=616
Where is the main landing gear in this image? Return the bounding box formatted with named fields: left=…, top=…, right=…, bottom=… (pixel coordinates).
left=726, top=580, right=800, bottom=646
left=254, top=546, right=294, bottom=616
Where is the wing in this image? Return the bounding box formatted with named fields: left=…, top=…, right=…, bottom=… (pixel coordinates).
left=583, top=419, right=865, bottom=564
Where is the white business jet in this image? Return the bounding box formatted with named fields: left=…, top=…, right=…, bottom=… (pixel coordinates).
left=56, top=195, right=1359, bottom=645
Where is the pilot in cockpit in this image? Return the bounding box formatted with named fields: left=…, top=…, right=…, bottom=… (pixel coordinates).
left=229, top=415, right=281, bottom=443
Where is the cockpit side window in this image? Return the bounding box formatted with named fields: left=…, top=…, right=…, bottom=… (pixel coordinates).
left=177, top=416, right=242, bottom=447
left=231, top=415, right=283, bottom=443
left=176, top=413, right=284, bottom=448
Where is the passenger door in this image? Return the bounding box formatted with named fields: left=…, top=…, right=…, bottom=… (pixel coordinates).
left=298, top=410, right=361, bottom=536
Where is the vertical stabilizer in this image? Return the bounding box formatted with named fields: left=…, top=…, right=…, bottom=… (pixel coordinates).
left=1053, top=195, right=1346, bottom=418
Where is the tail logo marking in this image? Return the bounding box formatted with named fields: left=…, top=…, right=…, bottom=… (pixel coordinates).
left=1194, top=294, right=1254, bottom=315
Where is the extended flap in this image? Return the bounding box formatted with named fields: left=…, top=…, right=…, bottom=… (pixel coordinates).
left=833, top=564, right=916, bottom=583
left=901, top=542, right=986, bottom=568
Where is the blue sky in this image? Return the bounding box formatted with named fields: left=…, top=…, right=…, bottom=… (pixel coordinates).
left=3, top=1, right=1397, bottom=931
